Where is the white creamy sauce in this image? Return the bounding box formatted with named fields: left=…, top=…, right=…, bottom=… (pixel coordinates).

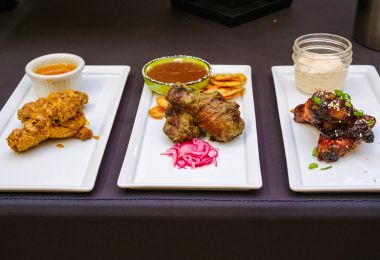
left=295, top=55, right=348, bottom=94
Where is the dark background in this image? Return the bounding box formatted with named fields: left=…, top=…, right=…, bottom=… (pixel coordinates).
left=1, top=0, right=380, bottom=259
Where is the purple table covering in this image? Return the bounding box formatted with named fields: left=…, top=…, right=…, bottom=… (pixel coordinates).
left=1, top=0, right=380, bottom=259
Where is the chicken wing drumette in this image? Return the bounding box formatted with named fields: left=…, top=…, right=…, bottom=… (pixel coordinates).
left=163, top=109, right=201, bottom=143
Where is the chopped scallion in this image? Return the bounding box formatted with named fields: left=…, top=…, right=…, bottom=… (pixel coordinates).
left=343, top=93, right=351, bottom=101
left=308, top=163, right=319, bottom=170
left=320, top=166, right=333, bottom=170
left=367, top=120, right=376, bottom=126
left=334, top=90, right=343, bottom=97
left=354, top=110, right=364, bottom=117
left=313, top=96, right=321, bottom=105
left=312, top=147, right=318, bottom=157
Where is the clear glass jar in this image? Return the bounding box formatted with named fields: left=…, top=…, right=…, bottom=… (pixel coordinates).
left=292, top=33, right=353, bottom=94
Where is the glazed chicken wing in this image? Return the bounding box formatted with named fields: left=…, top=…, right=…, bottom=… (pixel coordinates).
left=293, top=90, right=376, bottom=162
left=294, top=91, right=351, bottom=130
left=317, top=135, right=360, bottom=162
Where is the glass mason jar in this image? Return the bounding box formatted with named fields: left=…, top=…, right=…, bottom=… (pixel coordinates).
left=292, top=33, right=353, bottom=94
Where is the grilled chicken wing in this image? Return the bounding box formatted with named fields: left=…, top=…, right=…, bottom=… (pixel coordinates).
left=163, top=109, right=201, bottom=143
left=164, top=84, right=244, bottom=143
left=197, top=91, right=244, bottom=142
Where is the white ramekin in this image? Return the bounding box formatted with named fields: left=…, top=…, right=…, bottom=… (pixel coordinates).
left=25, top=53, right=85, bottom=97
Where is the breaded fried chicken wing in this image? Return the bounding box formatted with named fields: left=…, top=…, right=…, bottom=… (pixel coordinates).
left=7, top=90, right=92, bottom=152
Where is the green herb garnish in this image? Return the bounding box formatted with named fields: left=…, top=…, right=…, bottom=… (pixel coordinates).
left=312, top=147, right=318, bottom=157
left=313, top=96, right=321, bottom=105
left=320, top=166, right=333, bottom=171
left=334, top=90, right=344, bottom=97
left=354, top=110, right=364, bottom=117
left=308, top=163, right=319, bottom=170
left=343, top=93, right=351, bottom=101
left=367, top=120, right=376, bottom=126
left=334, top=90, right=352, bottom=106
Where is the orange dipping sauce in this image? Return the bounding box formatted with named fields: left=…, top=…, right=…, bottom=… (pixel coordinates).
left=147, top=61, right=208, bottom=83
left=35, top=63, right=76, bottom=75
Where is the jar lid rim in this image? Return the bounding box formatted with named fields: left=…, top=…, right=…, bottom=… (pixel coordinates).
left=293, top=33, right=352, bottom=57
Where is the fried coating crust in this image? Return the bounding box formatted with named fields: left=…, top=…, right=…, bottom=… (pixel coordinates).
left=7, top=90, right=92, bottom=152
left=7, top=112, right=92, bottom=152
left=18, top=89, right=88, bottom=123
left=7, top=123, right=49, bottom=153
left=75, top=127, right=93, bottom=140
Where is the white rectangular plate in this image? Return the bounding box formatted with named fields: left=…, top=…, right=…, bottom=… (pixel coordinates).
left=118, top=65, right=262, bottom=190
left=273, top=65, right=380, bottom=192
left=0, top=65, right=130, bottom=192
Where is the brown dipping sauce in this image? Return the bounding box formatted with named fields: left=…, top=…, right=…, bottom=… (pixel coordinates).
left=35, top=63, right=76, bottom=75
left=147, top=61, right=208, bottom=83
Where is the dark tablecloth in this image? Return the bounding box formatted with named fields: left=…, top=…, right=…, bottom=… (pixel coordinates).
left=1, top=0, right=380, bottom=259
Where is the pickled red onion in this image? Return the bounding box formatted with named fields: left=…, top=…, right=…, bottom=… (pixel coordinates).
left=161, top=138, right=218, bottom=169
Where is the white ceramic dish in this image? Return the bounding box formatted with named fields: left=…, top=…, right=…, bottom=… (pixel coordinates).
left=0, top=65, right=130, bottom=192
left=25, top=53, right=85, bottom=97
left=118, top=65, right=262, bottom=190
left=272, top=65, right=380, bottom=192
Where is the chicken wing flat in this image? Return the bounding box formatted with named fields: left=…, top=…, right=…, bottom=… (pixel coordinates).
left=18, top=89, right=88, bottom=123
left=7, top=90, right=92, bottom=152
left=317, top=135, right=360, bottom=162
left=164, top=84, right=244, bottom=143
left=293, top=90, right=376, bottom=162
left=7, top=112, right=92, bottom=152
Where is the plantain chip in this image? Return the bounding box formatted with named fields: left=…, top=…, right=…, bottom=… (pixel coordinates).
left=156, top=96, right=169, bottom=109
left=210, top=78, right=242, bottom=87
left=205, top=84, right=218, bottom=89
left=211, top=73, right=246, bottom=83
left=149, top=106, right=165, bottom=119
left=203, top=88, right=219, bottom=94
left=224, top=88, right=243, bottom=96
left=237, top=73, right=247, bottom=82
left=202, top=73, right=247, bottom=100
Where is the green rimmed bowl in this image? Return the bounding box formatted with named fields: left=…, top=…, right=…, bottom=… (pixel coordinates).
left=142, top=55, right=212, bottom=95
